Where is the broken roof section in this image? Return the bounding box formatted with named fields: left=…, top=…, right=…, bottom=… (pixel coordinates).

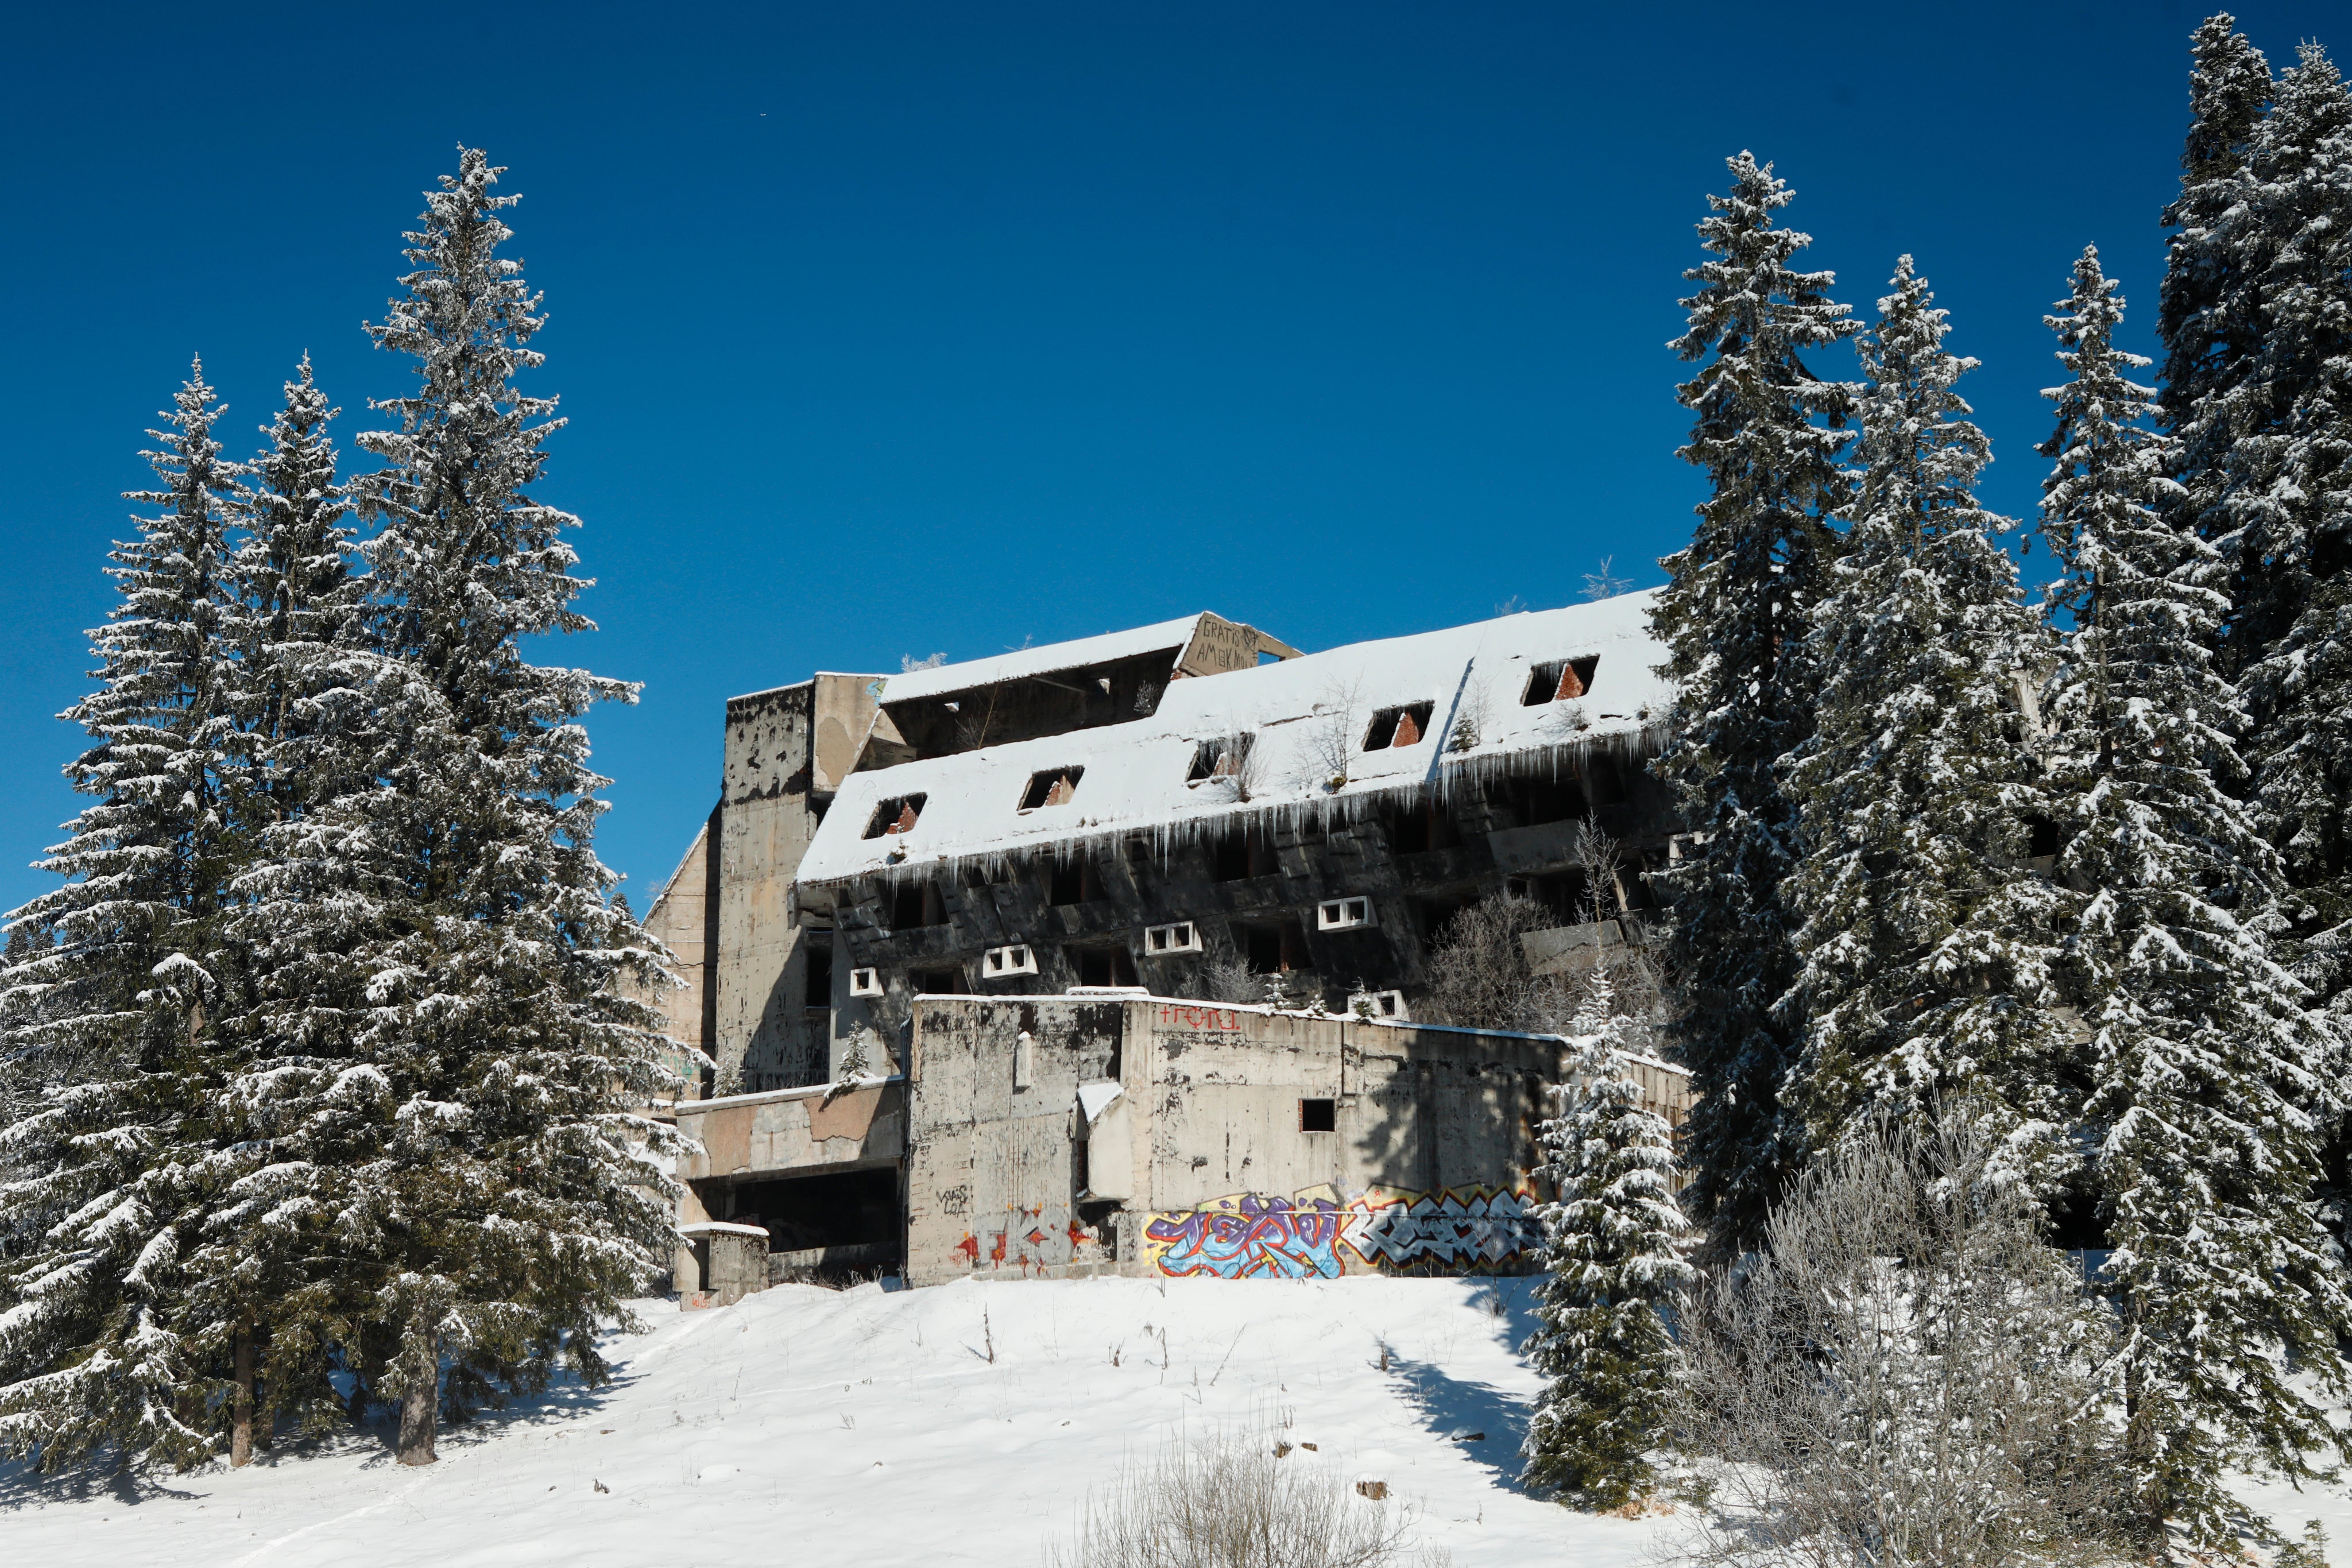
left=875, top=612, right=1299, bottom=707
left=799, top=590, right=1669, bottom=885
left=859, top=611, right=1303, bottom=769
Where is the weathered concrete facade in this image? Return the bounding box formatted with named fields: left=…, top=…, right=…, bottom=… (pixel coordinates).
left=645, top=597, right=1690, bottom=1295
left=708, top=672, right=880, bottom=1092
left=668, top=993, right=1691, bottom=1298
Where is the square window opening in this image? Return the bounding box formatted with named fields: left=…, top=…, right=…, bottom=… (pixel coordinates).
left=1143, top=920, right=1201, bottom=957
left=982, top=943, right=1038, bottom=979
left=1361, top=702, right=1436, bottom=751
left=912, top=967, right=968, bottom=996
left=1299, top=1098, right=1337, bottom=1133
left=1317, top=897, right=1375, bottom=932
left=1019, top=767, right=1086, bottom=810
left=848, top=967, right=882, bottom=998
left=863, top=794, right=928, bottom=839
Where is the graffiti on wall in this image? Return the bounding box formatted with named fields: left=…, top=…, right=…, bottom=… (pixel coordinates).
left=1339, top=1185, right=1543, bottom=1270
left=954, top=1202, right=1108, bottom=1276
left=1144, top=1193, right=1348, bottom=1280
left=1142, top=1183, right=1543, bottom=1279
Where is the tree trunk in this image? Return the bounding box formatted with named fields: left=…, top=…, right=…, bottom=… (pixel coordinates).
left=230, top=1322, right=254, bottom=1467
left=395, top=1331, right=439, bottom=1467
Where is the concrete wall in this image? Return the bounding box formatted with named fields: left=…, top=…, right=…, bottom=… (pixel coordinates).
left=675, top=1081, right=908, bottom=1184
left=897, top=996, right=1692, bottom=1287
left=712, top=673, right=880, bottom=1092
left=626, top=810, right=720, bottom=1098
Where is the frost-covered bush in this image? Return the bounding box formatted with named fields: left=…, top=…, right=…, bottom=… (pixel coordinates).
left=1049, top=1420, right=1448, bottom=1568
left=1676, top=1116, right=2130, bottom=1568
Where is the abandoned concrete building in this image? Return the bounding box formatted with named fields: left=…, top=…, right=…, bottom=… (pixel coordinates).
left=640, top=593, right=1693, bottom=1296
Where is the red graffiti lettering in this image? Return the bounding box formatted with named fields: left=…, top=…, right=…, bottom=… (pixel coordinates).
left=956, top=1233, right=980, bottom=1264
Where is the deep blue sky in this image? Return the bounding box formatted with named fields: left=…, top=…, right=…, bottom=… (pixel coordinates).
left=0, top=2, right=2338, bottom=913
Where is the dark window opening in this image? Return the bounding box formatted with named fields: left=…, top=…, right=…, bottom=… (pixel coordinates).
left=1522, top=656, right=1601, bottom=706
left=1497, top=773, right=1588, bottom=827
left=912, top=966, right=968, bottom=994
left=1209, top=828, right=1279, bottom=883
left=1583, top=756, right=1627, bottom=806
left=711, top=1167, right=899, bottom=1256
left=1046, top=857, right=1102, bottom=907
left=1382, top=799, right=1462, bottom=855
left=1019, top=767, right=1085, bottom=810
left=2027, top=816, right=2061, bottom=858
left=1363, top=702, right=1436, bottom=750
left=1187, top=734, right=1254, bottom=781
left=1299, top=1098, right=1337, bottom=1133
left=1504, top=871, right=1591, bottom=924
left=804, top=943, right=833, bottom=1006
left=810, top=799, right=830, bottom=828
left=1414, top=895, right=1472, bottom=943
left=864, top=794, right=927, bottom=839
left=1069, top=946, right=1139, bottom=987
left=889, top=880, right=947, bottom=930
left=1234, top=918, right=1308, bottom=974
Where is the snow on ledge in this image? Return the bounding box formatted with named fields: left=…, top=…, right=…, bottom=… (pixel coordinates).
left=878, top=615, right=1209, bottom=704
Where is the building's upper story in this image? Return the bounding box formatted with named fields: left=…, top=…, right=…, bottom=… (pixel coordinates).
left=800, top=590, right=1670, bottom=889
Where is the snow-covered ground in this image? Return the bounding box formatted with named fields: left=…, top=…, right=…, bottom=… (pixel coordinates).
left=0, top=1276, right=1677, bottom=1566
left=5, top=1273, right=2349, bottom=1566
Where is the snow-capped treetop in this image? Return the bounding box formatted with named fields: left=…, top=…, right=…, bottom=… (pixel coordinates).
left=1783, top=259, right=2067, bottom=1180
left=1653, top=150, right=1858, bottom=1255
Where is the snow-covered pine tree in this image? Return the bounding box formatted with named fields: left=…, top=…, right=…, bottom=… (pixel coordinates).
left=2039, top=247, right=2349, bottom=1552
left=0, top=363, right=246, bottom=1470
left=1521, top=967, right=1692, bottom=1509
left=2215, top=48, right=2352, bottom=1023
left=338, top=148, right=687, bottom=1465
left=2157, top=11, right=2272, bottom=529
left=178, top=357, right=376, bottom=1466
left=1654, top=152, right=1856, bottom=1255
left=1781, top=258, right=2069, bottom=1184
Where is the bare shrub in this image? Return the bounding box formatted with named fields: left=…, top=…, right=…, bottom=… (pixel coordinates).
left=1048, top=1420, right=1449, bottom=1568
left=1306, top=679, right=1363, bottom=788
left=1676, top=1114, right=2130, bottom=1568
left=1185, top=940, right=1260, bottom=1005
left=1421, top=892, right=1576, bottom=1034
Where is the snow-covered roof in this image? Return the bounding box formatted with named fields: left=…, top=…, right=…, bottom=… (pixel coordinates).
left=878, top=615, right=1212, bottom=705
left=797, top=591, right=1670, bottom=884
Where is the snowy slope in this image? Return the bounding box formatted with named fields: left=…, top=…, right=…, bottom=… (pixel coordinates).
left=6, top=1275, right=2349, bottom=1566
left=0, top=1277, right=1681, bottom=1567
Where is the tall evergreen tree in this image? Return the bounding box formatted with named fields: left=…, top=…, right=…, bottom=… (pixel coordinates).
left=1521, top=970, right=1692, bottom=1509
left=1781, top=258, right=2068, bottom=1181
left=2039, top=248, right=2348, bottom=1551
left=181, top=358, right=376, bottom=1466
left=1654, top=152, right=1856, bottom=1255
left=2157, top=11, right=2272, bottom=508
left=2217, top=48, right=2352, bottom=1020
left=2200, top=44, right=2350, bottom=664
left=332, top=148, right=684, bottom=1465
left=0, top=364, right=246, bottom=1470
